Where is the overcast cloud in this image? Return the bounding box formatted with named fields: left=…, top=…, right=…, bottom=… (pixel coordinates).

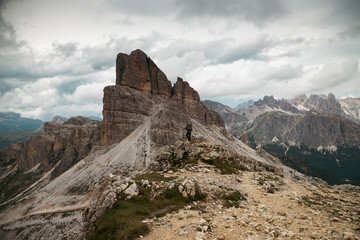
left=175, top=0, right=287, bottom=26
left=0, top=0, right=359, bottom=121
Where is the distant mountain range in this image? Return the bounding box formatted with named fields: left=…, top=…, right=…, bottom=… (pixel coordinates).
left=0, top=50, right=359, bottom=240
left=0, top=112, right=43, bottom=148
left=204, top=93, right=360, bottom=185
left=0, top=112, right=43, bottom=133
left=0, top=112, right=102, bottom=148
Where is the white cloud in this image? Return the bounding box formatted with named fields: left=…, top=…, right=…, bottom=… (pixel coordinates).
left=309, top=60, right=359, bottom=91
left=155, top=51, right=206, bottom=82
left=187, top=60, right=302, bottom=98
left=175, top=0, right=288, bottom=26
left=0, top=0, right=359, bottom=121
left=64, top=82, right=110, bottom=104
left=187, top=59, right=360, bottom=101
left=0, top=68, right=114, bottom=121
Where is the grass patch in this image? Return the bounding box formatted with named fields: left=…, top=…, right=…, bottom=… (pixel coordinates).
left=221, top=190, right=246, bottom=208
left=255, top=173, right=284, bottom=194
left=299, top=196, right=321, bottom=207
left=202, top=158, right=246, bottom=174
left=0, top=168, right=43, bottom=204
left=15, top=227, right=26, bottom=235
left=87, top=184, right=206, bottom=240
left=169, top=152, right=201, bottom=169
left=68, top=184, right=89, bottom=195
left=133, top=172, right=176, bottom=182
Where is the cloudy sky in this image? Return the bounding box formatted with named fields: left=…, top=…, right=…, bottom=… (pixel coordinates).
left=1, top=0, right=359, bottom=121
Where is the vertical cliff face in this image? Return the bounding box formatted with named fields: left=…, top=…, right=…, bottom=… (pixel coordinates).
left=101, top=49, right=224, bottom=146
left=0, top=117, right=100, bottom=175
left=172, top=77, right=200, bottom=101
left=116, top=49, right=172, bottom=97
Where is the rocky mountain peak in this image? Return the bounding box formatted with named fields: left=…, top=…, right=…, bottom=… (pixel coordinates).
left=51, top=115, right=67, bottom=123
left=1, top=51, right=359, bottom=240
left=101, top=50, right=224, bottom=145
left=263, top=95, right=277, bottom=104
left=253, top=95, right=299, bottom=114
left=172, top=77, right=200, bottom=101
left=292, top=93, right=307, bottom=101
left=115, top=49, right=201, bottom=102
left=290, top=93, right=346, bottom=117
left=116, top=49, right=172, bottom=97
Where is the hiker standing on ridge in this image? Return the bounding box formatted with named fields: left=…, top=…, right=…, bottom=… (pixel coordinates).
left=185, top=123, right=192, bottom=141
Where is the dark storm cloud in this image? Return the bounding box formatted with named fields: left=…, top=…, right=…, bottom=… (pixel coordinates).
left=0, top=15, right=23, bottom=49
left=52, top=42, right=78, bottom=58
left=216, top=36, right=275, bottom=63
left=337, top=23, right=360, bottom=40
left=309, top=60, right=359, bottom=92
left=0, top=0, right=22, bottom=47
left=154, top=35, right=299, bottom=65
left=263, top=64, right=303, bottom=81
left=288, top=0, right=360, bottom=32
left=0, top=8, right=31, bottom=93
left=0, top=31, right=165, bottom=95
left=56, top=79, right=88, bottom=95
left=175, top=0, right=288, bottom=26
left=105, top=0, right=175, bottom=16
left=327, top=0, right=360, bottom=24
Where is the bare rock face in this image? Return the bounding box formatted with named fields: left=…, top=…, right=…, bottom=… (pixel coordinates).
left=291, top=110, right=360, bottom=148
left=255, top=95, right=300, bottom=114
left=203, top=100, right=248, bottom=125
left=172, top=77, right=199, bottom=101
left=51, top=115, right=67, bottom=123
left=308, top=93, right=346, bottom=116
left=291, top=93, right=346, bottom=117
left=0, top=117, right=100, bottom=179
left=101, top=49, right=224, bottom=145
left=339, top=97, right=360, bottom=124
left=0, top=142, right=23, bottom=165
left=246, top=110, right=360, bottom=149
left=116, top=49, right=172, bottom=97
left=100, top=86, right=155, bottom=145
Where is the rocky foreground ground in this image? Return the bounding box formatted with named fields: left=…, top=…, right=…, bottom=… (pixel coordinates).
left=142, top=167, right=359, bottom=240
left=2, top=141, right=359, bottom=240
left=85, top=141, right=359, bottom=240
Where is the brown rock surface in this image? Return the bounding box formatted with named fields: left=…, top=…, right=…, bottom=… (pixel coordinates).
left=203, top=100, right=248, bottom=125
left=116, top=49, right=172, bottom=97
left=246, top=110, right=360, bottom=149
left=142, top=170, right=360, bottom=240
left=0, top=117, right=100, bottom=179
left=172, top=77, right=199, bottom=101
left=291, top=93, right=346, bottom=117
left=254, top=95, right=300, bottom=114
left=101, top=50, right=224, bottom=145
left=0, top=142, right=23, bottom=165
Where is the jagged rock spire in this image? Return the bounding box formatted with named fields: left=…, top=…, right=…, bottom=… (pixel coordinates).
left=100, top=50, right=224, bottom=145
left=116, top=49, right=172, bottom=97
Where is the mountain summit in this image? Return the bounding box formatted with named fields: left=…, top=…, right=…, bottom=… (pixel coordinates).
left=100, top=49, right=223, bottom=146
left=0, top=50, right=359, bottom=240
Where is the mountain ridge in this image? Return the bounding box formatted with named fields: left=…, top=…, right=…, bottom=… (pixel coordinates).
left=0, top=50, right=359, bottom=240
left=0, top=112, right=43, bottom=133
left=205, top=94, right=360, bottom=186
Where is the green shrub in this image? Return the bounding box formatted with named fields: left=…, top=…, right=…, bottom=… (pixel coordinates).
left=133, top=172, right=176, bottom=182
left=202, top=158, right=245, bottom=174
left=87, top=183, right=206, bottom=240
left=222, top=190, right=246, bottom=208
